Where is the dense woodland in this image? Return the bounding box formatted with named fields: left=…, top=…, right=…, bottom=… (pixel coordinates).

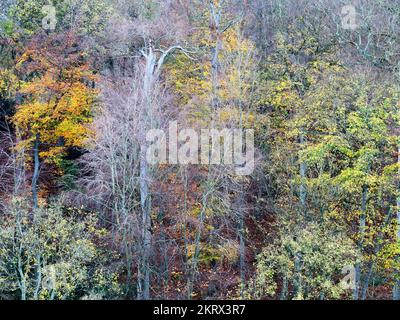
left=0, top=0, right=400, bottom=300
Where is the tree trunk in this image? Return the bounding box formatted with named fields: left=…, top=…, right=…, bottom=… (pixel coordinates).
left=394, top=145, right=400, bottom=300
left=210, top=0, right=222, bottom=110
left=238, top=205, right=245, bottom=298
left=138, top=149, right=151, bottom=300
left=293, top=252, right=302, bottom=299
left=354, top=185, right=368, bottom=300
left=137, top=48, right=156, bottom=300
left=32, top=133, right=40, bottom=209
left=299, top=133, right=307, bottom=213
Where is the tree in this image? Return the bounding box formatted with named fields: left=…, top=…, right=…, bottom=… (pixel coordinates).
left=12, top=32, right=96, bottom=207
left=249, top=220, right=357, bottom=300
left=0, top=197, right=121, bottom=300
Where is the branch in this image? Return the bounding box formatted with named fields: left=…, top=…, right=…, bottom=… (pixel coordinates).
left=155, top=45, right=197, bottom=75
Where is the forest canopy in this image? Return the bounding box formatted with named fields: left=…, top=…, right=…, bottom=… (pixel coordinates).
left=0, top=0, right=399, bottom=301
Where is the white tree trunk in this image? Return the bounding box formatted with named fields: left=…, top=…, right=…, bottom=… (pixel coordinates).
left=137, top=44, right=191, bottom=299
